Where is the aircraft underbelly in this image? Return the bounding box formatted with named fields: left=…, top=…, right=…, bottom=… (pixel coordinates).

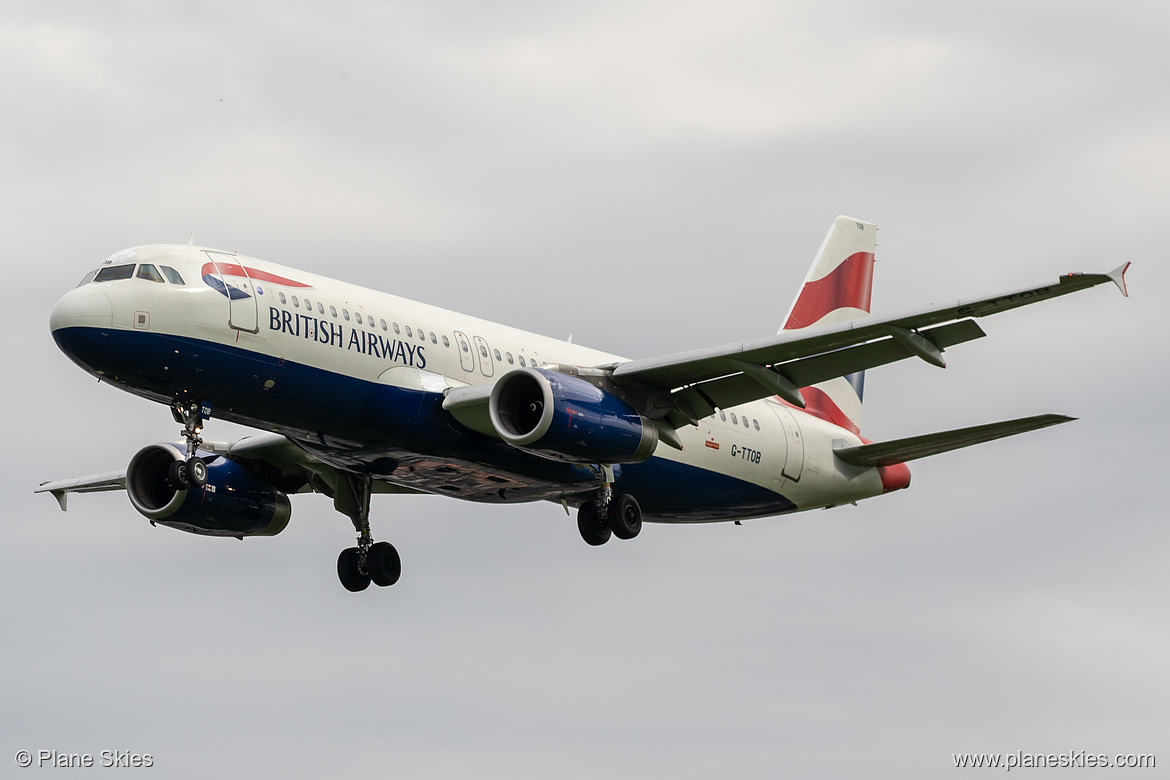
left=54, top=324, right=800, bottom=521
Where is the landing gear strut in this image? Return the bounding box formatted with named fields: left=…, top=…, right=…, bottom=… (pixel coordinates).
left=170, top=400, right=209, bottom=488
left=334, top=472, right=401, bottom=592
left=575, top=465, right=642, bottom=546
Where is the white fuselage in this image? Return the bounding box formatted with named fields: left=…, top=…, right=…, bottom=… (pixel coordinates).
left=51, top=244, right=890, bottom=520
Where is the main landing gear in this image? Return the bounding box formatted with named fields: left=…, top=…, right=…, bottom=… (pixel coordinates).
left=168, top=400, right=210, bottom=489
left=334, top=472, right=401, bottom=592
left=576, top=467, right=643, bottom=546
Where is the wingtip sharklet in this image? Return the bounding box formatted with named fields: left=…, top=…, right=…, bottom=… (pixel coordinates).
left=1108, top=262, right=1130, bottom=297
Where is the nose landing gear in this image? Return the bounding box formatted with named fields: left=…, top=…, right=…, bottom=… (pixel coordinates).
left=169, top=400, right=210, bottom=488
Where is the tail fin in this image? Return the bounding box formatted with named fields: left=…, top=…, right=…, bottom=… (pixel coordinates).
left=781, top=216, right=877, bottom=434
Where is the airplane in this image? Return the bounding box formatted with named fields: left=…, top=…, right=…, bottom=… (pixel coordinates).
left=38, top=216, right=1130, bottom=591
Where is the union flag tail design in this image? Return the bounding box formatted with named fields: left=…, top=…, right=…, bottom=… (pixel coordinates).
left=781, top=216, right=877, bottom=435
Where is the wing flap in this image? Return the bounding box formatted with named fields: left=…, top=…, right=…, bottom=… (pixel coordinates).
left=834, top=414, right=1075, bottom=467
left=669, top=319, right=986, bottom=419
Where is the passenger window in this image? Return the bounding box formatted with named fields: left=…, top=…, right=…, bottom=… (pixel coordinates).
left=393, top=323, right=400, bottom=335
left=719, top=411, right=726, bottom=422
left=430, top=332, right=437, bottom=344
left=743, top=416, right=750, bottom=428
left=506, top=352, right=514, bottom=364
left=292, top=296, right=300, bottom=308
left=459, top=338, right=469, bottom=353
left=278, top=292, right=287, bottom=304
left=94, top=264, right=135, bottom=282
left=753, top=419, right=760, bottom=431
left=405, top=326, right=413, bottom=337
left=493, top=349, right=502, bottom=361
left=330, top=305, right=337, bottom=318
left=730, top=413, right=738, bottom=424
left=442, top=335, right=450, bottom=347
left=380, top=319, right=387, bottom=331
left=418, top=327, right=425, bottom=341
left=317, top=302, right=324, bottom=315
left=518, top=356, right=526, bottom=367
left=479, top=345, right=488, bottom=358
left=355, top=312, right=362, bottom=324
left=160, top=266, right=185, bottom=284
left=304, top=298, right=312, bottom=310
left=343, top=309, right=350, bottom=321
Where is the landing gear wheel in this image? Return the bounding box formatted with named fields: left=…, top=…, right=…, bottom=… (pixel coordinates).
left=367, top=541, right=402, bottom=587
left=167, top=460, right=189, bottom=489
left=337, top=547, right=371, bottom=592
left=577, top=500, right=611, bottom=546
left=610, top=494, right=643, bottom=540
left=187, top=457, right=208, bottom=488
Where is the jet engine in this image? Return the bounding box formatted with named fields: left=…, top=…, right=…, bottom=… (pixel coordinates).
left=125, top=443, right=291, bottom=537
left=488, top=368, right=658, bottom=463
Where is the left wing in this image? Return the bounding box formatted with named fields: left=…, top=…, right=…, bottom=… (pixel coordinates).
left=36, top=471, right=126, bottom=511
left=35, top=433, right=423, bottom=513
left=607, top=264, right=1129, bottom=427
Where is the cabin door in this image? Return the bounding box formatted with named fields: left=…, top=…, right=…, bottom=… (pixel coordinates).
left=768, top=403, right=805, bottom=482
left=203, top=251, right=260, bottom=333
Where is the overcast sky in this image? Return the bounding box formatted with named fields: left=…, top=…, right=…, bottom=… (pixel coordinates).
left=2, top=2, right=1166, bottom=777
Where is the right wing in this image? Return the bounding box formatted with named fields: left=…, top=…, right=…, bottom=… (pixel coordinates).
left=607, top=264, right=1129, bottom=427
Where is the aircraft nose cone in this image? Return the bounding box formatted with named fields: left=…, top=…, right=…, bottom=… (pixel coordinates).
left=50, top=287, right=112, bottom=333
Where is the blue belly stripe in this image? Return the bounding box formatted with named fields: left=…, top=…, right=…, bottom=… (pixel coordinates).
left=53, top=326, right=795, bottom=521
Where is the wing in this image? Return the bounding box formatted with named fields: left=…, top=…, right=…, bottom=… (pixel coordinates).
left=35, top=432, right=424, bottom=512
left=35, top=471, right=127, bottom=511
left=607, top=264, right=1130, bottom=427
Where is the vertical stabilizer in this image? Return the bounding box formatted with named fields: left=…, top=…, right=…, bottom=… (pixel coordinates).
left=781, top=216, right=877, bottom=434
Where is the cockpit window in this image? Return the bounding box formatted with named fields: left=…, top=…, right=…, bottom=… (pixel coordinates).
left=94, top=264, right=135, bottom=282
left=160, top=266, right=185, bottom=285
left=77, top=271, right=97, bottom=287
left=137, top=264, right=165, bottom=283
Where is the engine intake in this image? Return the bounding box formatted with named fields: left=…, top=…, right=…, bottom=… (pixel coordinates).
left=126, top=443, right=291, bottom=537
left=488, top=368, right=658, bottom=463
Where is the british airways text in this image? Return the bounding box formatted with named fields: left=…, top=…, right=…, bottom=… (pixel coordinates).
left=268, top=307, right=426, bottom=368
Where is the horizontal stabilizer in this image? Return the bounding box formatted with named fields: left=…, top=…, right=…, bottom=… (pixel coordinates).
left=834, top=414, right=1075, bottom=467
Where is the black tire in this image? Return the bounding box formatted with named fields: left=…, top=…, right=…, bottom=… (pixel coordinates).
left=337, top=547, right=371, bottom=592
left=577, top=500, right=611, bottom=546
left=187, top=457, right=208, bottom=488
left=167, top=459, right=189, bottom=489
left=610, top=494, right=643, bottom=540
left=367, top=541, right=402, bottom=587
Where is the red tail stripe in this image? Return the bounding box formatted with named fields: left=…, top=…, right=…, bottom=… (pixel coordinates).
left=784, top=251, right=874, bottom=329
left=777, top=386, right=860, bottom=436
left=201, top=262, right=312, bottom=288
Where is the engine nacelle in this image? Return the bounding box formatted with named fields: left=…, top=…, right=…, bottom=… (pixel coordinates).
left=488, top=368, right=658, bottom=463
left=126, top=443, right=291, bottom=537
